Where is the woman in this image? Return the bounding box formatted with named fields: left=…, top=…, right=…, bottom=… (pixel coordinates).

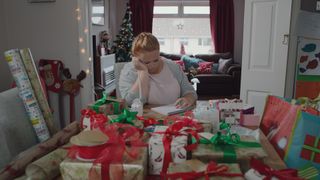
left=119, top=32, right=197, bottom=108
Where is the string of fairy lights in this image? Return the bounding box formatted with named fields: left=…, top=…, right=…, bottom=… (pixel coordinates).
left=76, top=5, right=95, bottom=99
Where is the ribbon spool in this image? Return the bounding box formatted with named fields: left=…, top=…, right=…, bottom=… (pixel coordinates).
left=70, top=130, right=109, bottom=160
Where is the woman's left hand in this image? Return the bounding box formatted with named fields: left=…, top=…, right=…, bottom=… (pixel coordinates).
left=175, top=95, right=195, bottom=109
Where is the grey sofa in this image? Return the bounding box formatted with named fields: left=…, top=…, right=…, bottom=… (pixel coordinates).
left=0, top=88, right=38, bottom=169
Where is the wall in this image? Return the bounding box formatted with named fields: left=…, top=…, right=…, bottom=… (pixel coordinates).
left=285, top=0, right=320, bottom=98
left=0, top=0, right=12, bottom=92
left=233, top=0, right=244, bottom=64
left=0, top=0, right=93, bottom=128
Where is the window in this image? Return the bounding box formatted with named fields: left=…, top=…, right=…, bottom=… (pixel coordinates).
left=198, top=38, right=212, bottom=46
left=158, top=38, right=165, bottom=45
left=153, top=1, right=214, bottom=54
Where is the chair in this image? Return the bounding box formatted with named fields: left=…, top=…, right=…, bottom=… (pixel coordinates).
left=0, top=88, right=38, bottom=169
left=114, top=62, right=128, bottom=98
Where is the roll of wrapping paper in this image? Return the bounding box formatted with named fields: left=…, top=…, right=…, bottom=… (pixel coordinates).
left=0, top=121, right=80, bottom=180
left=20, top=48, right=56, bottom=135
left=4, top=49, right=50, bottom=142
left=25, top=148, right=67, bottom=179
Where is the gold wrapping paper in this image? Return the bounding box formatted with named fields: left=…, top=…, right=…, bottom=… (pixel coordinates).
left=60, top=147, right=147, bottom=180
left=167, top=160, right=244, bottom=180
left=193, top=136, right=267, bottom=164
left=25, top=148, right=67, bottom=179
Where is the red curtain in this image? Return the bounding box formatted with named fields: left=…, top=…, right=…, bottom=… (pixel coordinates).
left=210, top=0, right=234, bottom=54
left=129, top=0, right=155, bottom=37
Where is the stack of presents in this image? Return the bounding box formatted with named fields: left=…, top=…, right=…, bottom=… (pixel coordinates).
left=2, top=93, right=320, bottom=179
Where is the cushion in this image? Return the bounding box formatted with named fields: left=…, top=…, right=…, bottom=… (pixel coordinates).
left=174, top=60, right=185, bottom=71
left=197, top=62, right=213, bottom=74
left=194, top=52, right=232, bottom=63
left=181, top=55, right=204, bottom=71
left=218, top=58, right=233, bottom=74
left=212, top=63, right=219, bottom=74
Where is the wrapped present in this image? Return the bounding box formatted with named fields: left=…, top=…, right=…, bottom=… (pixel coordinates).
left=60, top=146, right=147, bottom=180
left=193, top=105, right=219, bottom=133
left=80, top=109, right=108, bottom=131
left=148, top=126, right=189, bottom=175
left=25, top=148, right=67, bottom=179
left=260, top=95, right=300, bottom=158
left=193, top=124, right=266, bottom=163
left=62, top=124, right=147, bottom=180
left=166, top=159, right=244, bottom=180
left=245, top=158, right=302, bottom=180
left=285, top=111, right=320, bottom=179
left=88, top=93, right=126, bottom=115
left=239, top=114, right=261, bottom=126
left=107, top=109, right=144, bottom=129
left=61, top=147, right=147, bottom=180
left=148, top=121, right=200, bottom=175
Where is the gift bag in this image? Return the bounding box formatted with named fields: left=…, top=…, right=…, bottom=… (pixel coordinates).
left=260, top=95, right=301, bottom=158
left=285, top=111, right=320, bottom=180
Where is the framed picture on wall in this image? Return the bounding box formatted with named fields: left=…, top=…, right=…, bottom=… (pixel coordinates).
left=92, top=0, right=105, bottom=26
left=28, top=0, right=55, bottom=3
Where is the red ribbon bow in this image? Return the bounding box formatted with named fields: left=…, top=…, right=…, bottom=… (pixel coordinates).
left=164, top=161, right=243, bottom=180
left=80, top=109, right=108, bottom=130
left=158, top=120, right=200, bottom=177
left=250, top=158, right=303, bottom=180
left=67, top=123, right=146, bottom=180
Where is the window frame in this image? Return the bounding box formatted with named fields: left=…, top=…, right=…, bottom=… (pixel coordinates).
left=154, top=0, right=209, bottom=18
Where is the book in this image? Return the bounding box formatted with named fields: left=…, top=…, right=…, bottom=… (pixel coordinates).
left=150, top=104, right=193, bottom=116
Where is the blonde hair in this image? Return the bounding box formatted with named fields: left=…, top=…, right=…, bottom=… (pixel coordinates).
left=131, top=32, right=160, bottom=56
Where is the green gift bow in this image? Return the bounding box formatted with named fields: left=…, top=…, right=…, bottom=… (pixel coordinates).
left=200, top=122, right=261, bottom=162
left=110, top=109, right=137, bottom=125
left=92, top=92, right=120, bottom=114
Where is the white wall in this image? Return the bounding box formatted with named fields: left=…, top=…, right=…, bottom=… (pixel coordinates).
left=233, top=0, right=244, bottom=64
left=0, top=0, right=94, bottom=128
left=0, top=0, right=12, bottom=92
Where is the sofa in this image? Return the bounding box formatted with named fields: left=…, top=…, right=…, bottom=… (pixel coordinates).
left=0, top=88, right=38, bottom=169
left=160, top=52, right=241, bottom=97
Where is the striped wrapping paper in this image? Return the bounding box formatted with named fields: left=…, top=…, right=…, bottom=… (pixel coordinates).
left=20, top=48, right=56, bottom=135
left=4, top=49, right=50, bottom=142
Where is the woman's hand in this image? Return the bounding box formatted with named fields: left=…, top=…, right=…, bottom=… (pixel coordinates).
left=175, top=94, right=196, bottom=109
left=132, top=57, right=148, bottom=72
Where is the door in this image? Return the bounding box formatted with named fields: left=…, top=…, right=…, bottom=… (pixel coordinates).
left=240, top=0, right=292, bottom=115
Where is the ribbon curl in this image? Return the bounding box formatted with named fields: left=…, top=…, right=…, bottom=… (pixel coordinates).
left=250, top=158, right=303, bottom=180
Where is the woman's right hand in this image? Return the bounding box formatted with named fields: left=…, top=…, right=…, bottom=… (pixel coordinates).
left=132, top=57, right=148, bottom=72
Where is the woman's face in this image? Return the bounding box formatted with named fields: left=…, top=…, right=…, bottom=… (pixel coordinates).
left=136, top=50, right=162, bottom=74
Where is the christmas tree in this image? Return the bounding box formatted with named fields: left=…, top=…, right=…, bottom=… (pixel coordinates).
left=112, top=3, right=133, bottom=62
